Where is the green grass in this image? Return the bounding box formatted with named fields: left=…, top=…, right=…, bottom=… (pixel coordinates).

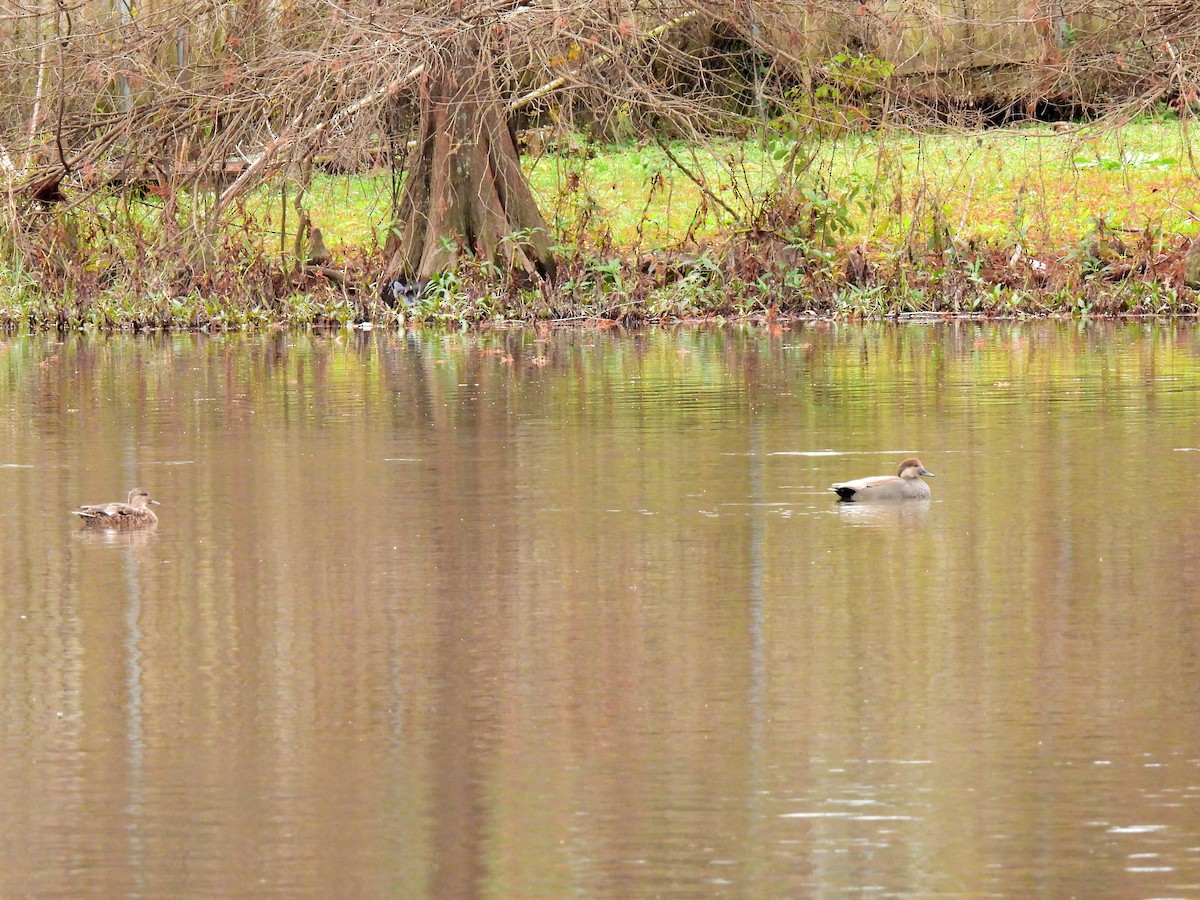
left=285, top=118, right=1200, bottom=259
left=55, top=117, right=1196, bottom=262
left=4, top=116, right=1200, bottom=327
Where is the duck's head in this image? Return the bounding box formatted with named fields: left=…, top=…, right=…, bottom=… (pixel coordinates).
left=127, top=488, right=161, bottom=507
left=897, top=458, right=934, bottom=479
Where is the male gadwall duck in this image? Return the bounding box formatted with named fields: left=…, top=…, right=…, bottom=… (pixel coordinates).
left=831, top=458, right=934, bottom=502
left=72, top=488, right=160, bottom=528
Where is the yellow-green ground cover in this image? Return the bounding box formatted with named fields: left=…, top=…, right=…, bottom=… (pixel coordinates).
left=302, top=119, right=1200, bottom=257
left=4, top=116, right=1200, bottom=328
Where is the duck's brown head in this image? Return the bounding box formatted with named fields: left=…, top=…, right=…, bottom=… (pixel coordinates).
left=127, top=488, right=160, bottom=508
left=897, top=458, right=934, bottom=479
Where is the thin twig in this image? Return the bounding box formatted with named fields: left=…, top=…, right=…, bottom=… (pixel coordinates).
left=655, top=137, right=742, bottom=225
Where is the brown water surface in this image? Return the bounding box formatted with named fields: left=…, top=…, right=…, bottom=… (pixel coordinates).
left=2, top=323, right=1200, bottom=896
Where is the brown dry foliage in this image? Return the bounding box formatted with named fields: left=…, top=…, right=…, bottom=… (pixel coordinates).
left=1, top=0, right=1199, bottom=286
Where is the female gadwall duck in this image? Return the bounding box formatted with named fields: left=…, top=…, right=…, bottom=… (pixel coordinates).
left=831, top=458, right=934, bottom=502
left=72, top=488, right=160, bottom=528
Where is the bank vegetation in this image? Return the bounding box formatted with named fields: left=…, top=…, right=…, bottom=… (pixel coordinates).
left=2, top=1, right=1200, bottom=329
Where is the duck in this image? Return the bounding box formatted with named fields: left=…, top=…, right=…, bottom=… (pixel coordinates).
left=72, top=488, right=160, bottom=528
left=831, top=458, right=934, bottom=502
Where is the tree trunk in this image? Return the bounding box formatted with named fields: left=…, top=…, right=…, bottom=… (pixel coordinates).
left=382, top=48, right=556, bottom=301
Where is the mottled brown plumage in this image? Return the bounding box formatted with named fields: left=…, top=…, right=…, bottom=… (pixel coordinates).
left=72, top=488, right=160, bottom=528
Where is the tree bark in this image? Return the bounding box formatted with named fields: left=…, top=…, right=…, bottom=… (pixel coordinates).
left=382, top=47, right=556, bottom=299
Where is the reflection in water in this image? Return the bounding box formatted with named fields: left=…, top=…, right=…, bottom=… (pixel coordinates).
left=72, top=528, right=159, bottom=549
left=834, top=498, right=931, bottom=527
left=120, top=525, right=147, bottom=896
left=1, top=323, right=1200, bottom=895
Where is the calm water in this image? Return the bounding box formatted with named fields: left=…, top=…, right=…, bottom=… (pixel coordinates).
left=3, top=322, right=1200, bottom=896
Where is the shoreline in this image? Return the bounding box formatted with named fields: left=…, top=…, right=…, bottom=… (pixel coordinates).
left=3, top=255, right=1196, bottom=331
